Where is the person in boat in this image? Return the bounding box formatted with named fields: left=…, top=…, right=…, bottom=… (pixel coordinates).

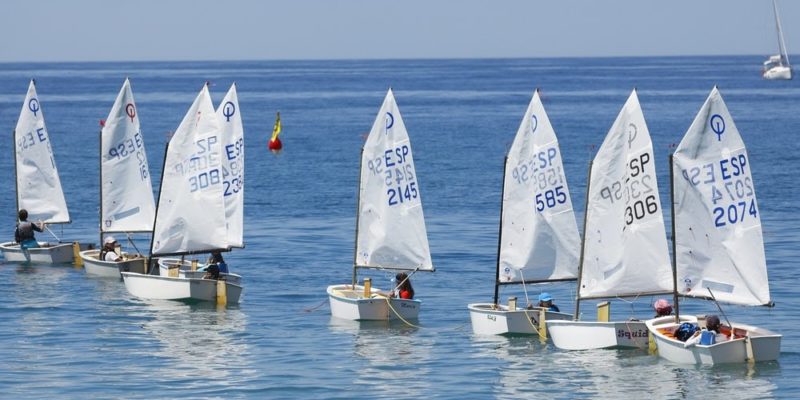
left=684, top=315, right=729, bottom=347
left=392, top=272, right=414, bottom=299
left=653, top=298, right=673, bottom=317
left=207, top=251, right=228, bottom=274
left=100, top=236, right=122, bottom=262
left=14, top=209, right=44, bottom=249
left=537, top=292, right=559, bottom=312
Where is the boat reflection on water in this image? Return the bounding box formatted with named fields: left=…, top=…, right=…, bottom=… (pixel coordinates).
left=469, top=334, right=778, bottom=398
left=135, top=300, right=251, bottom=383
left=328, top=318, right=431, bottom=395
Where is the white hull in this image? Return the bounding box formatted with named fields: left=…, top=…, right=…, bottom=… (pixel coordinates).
left=157, top=258, right=241, bottom=285
left=763, top=65, right=792, bottom=80
left=467, top=303, right=573, bottom=336
left=1, top=242, right=91, bottom=264
left=327, top=284, right=421, bottom=321
left=548, top=316, right=695, bottom=350
left=80, top=249, right=147, bottom=278
left=646, top=315, right=782, bottom=364
left=121, top=272, right=243, bottom=304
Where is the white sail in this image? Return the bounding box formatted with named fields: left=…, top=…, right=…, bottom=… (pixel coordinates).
left=579, top=90, right=672, bottom=298
left=14, top=80, right=70, bottom=224
left=151, top=85, right=227, bottom=255
left=355, top=89, right=433, bottom=271
left=101, top=78, right=156, bottom=232
left=216, top=83, right=244, bottom=248
left=672, top=87, right=769, bottom=306
left=774, top=0, right=791, bottom=67
left=498, top=90, right=580, bottom=282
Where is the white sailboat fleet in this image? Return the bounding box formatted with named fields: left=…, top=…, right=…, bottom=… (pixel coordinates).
left=468, top=90, right=579, bottom=335
left=327, top=89, right=435, bottom=321
left=547, top=89, right=685, bottom=350
left=80, top=79, right=155, bottom=277
left=121, top=83, right=245, bottom=304
left=645, top=87, right=781, bottom=364
left=1, top=80, right=92, bottom=264
left=762, top=0, right=792, bottom=80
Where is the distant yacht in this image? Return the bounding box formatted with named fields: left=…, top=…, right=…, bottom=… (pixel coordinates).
left=763, top=0, right=792, bottom=80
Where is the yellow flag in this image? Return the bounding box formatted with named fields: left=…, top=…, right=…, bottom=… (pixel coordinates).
left=271, top=112, right=281, bottom=141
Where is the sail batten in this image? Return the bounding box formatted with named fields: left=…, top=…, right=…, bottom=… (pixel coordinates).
left=101, top=79, right=156, bottom=233
left=14, top=80, right=70, bottom=224
left=355, top=89, right=433, bottom=272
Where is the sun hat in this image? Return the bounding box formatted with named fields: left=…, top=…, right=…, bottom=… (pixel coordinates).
left=104, top=236, right=117, bottom=245
left=538, top=292, right=553, bottom=302
left=654, top=298, right=673, bottom=315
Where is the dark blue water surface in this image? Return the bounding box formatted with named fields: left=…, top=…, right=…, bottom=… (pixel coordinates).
left=0, top=57, right=798, bottom=399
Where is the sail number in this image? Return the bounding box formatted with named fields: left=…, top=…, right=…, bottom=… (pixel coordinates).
left=365, top=144, right=419, bottom=206
left=174, top=136, right=222, bottom=193
left=598, top=152, right=659, bottom=225
left=510, top=146, right=569, bottom=213
left=108, top=131, right=149, bottom=180
left=223, top=137, right=244, bottom=197
left=680, top=153, right=758, bottom=228
left=16, top=128, right=48, bottom=152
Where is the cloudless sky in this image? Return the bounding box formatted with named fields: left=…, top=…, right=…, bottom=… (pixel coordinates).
left=1, top=0, right=797, bottom=62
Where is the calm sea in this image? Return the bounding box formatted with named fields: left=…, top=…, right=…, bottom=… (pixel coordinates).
left=0, top=57, right=797, bottom=399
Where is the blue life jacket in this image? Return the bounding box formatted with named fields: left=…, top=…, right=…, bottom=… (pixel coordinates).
left=675, top=323, right=698, bottom=342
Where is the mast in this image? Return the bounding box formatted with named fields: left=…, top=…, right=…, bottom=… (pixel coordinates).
left=147, top=140, right=170, bottom=274
left=774, top=0, right=791, bottom=66
left=351, top=147, right=365, bottom=287
left=669, top=154, right=680, bottom=323
left=492, top=156, right=508, bottom=306
left=98, top=125, right=104, bottom=247
left=13, top=129, right=18, bottom=224
left=572, top=160, right=593, bottom=320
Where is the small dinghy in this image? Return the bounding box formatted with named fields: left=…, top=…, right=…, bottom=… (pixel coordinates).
left=327, top=89, right=434, bottom=321
left=1, top=80, right=92, bottom=264
left=468, top=89, right=579, bottom=336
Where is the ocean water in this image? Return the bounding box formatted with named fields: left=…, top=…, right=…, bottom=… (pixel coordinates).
left=0, top=56, right=798, bottom=399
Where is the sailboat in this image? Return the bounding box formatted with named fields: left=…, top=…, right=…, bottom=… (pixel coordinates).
left=548, top=89, right=689, bottom=350
left=762, top=0, right=792, bottom=80
left=1, top=80, right=92, bottom=264
left=645, top=87, right=782, bottom=364
left=468, top=89, right=579, bottom=335
left=80, top=79, right=155, bottom=277
left=327, top=89, right=434, bottom=321
left=121, top=83, right=244, bottom=304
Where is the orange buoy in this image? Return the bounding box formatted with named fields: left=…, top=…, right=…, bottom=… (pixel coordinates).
left=269, top=111, right=282, bottom=153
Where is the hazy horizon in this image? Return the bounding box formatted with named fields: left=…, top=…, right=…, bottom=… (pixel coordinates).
left=2, top=0, right=796, bottom=63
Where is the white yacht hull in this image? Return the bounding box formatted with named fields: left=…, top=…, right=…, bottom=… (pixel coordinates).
left=1, top=241, right=91, bottom=264
left=763, top=66, right=792, bottom=80
left=467, top=303, right=573, bottom=336
left=121, top=272, right=243, bottom=304
left=645, top=315, right=782, bottom=364
left=327, top=284, right=420, bottom=321
left=79, top=249, right=146, bottom=278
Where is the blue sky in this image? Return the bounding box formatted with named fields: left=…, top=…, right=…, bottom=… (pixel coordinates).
left=2, top=0, right=796, bottom=62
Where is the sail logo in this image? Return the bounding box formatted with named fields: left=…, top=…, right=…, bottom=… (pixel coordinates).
left=222, top=101, right=236, bottom=122
left=626, top=123, right=638, bottom=149
left=126, top=103, right=136, bottom=123
left=385, top=112, right=394, bottom=133
left=710, top=114, right=725, bottom=141
left=28, top=98, right=40, bottom=116
left=529, top=115, right=538, bottom=134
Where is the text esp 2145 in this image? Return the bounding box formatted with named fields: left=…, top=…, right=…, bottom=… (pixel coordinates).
left=365, top=144, right=419, bottom=206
